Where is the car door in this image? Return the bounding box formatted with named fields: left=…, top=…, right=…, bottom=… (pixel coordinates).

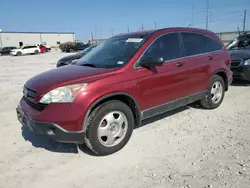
left=180, top=32, right=212, bottom=95
left=21, top=46, right=29, bottom=54
left=135, top=32, right=192, bottom=117
left=2, top=47, right=9, bottom=54
left=28, top=46, right=35, bottom=54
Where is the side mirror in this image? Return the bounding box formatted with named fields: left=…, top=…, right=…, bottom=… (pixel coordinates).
left=139, top=57, right=164, bottom=67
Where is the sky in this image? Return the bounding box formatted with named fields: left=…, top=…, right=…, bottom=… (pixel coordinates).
left=1, top=0, right=249, bottom=42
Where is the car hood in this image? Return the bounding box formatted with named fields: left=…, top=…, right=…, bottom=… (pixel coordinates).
left=229, top=49, right=250, bottom=60
left=25, top=65, right=115, bottom=95
left=59, top=53, right=83, bottom=62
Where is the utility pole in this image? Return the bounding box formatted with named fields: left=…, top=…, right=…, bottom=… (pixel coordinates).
left=141, top=24, right=144, bottom=30
left=99, top=25, right=102, bottom=39
left=154, top=22, right=157, bottom=29
left=127, top=26, right=130, bottom=32
left=111, top=28, right=114, bottom=36
left=0, top=29, right=2, bottom=48
left=94, top=24, right=97, bottom=39
left=191, top=4, right=194, bottom=27
left=91, top=32, right=94, bottom=45
left=243, top=10, right=246, bottom=32
left=205, top=0, right=209, bottom=30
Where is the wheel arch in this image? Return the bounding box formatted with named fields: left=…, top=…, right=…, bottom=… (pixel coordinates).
left=82, top=92, right=141, bottom=132
left=213, top=69, right=229, bottom=91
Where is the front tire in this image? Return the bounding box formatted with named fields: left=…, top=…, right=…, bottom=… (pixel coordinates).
left=34, top=50, right=39, bottom=55
left=200, top=75, right=225, bottom=109
left=84, top=100, right=134, bottom=156
left=16, top=51, right=22, bottom=56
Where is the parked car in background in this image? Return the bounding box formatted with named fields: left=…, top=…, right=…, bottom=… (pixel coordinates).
left=0, top=46, right=17, bottom=56
left=16, top=28, right=232, bottom=156
left=59, top=42, right=72, bottom=52
left=39, top=44, right=48, bottom=53
left=10, top=45, right=40, bottom=56
left=226, top=33, right=250, bottom=82
left=64, top=42, right=90, bottom=52
left=35, top=43, right=51, bottom=52
left=56, top=45, right=97, bottom=67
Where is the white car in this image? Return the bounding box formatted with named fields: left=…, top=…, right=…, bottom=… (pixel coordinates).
left=10, top=45, right=40, bottom=56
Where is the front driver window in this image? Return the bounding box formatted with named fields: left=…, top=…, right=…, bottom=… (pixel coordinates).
left=142, top=33, right=183, bottom=62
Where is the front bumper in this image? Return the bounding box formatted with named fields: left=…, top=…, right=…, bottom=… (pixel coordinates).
left=16, top=106, right=85, bottom=144
left=231, top=66, right=250, bottom=81
left=16, top=97, right=86, bottom=144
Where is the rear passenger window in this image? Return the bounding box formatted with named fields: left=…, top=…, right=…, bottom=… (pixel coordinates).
left=181, top=32, right=208, bottom=56
left=206, top=37, right=222, bottom=52
left=142, top=33, right=183, bottom=61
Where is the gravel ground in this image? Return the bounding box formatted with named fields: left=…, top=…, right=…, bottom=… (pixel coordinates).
left=0, top=51, right=250, bottom=188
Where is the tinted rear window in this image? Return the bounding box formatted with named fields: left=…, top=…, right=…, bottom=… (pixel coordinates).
left=206, top=37, right=222, bottom=52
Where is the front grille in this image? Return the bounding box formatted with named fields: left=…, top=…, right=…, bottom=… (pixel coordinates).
left=231, top=60, right=242, bottom=67
left=23, top=96, right=47, bottom=111
left=23, top=86, right=37, bottom=99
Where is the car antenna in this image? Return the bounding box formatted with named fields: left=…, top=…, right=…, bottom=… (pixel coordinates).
left=237, top=27, right=241, bottom=36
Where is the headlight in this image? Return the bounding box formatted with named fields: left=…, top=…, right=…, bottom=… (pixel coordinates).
left=244, top=59, right=250, bottom=65
left=39, top=83, right=87, bottom=104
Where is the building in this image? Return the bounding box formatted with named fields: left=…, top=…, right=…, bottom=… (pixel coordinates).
left=91, top=38, right=106, bottom=45
left=0, top=31, right=75, bottom=48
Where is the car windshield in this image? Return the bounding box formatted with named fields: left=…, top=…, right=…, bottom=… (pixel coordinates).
left=226, top=37, right=239, bottom=50
left=79, top=45, right=96, bottom=55
left=76, top=35, right=149, bottom=68
left=226, top=35, right=250, bottom=50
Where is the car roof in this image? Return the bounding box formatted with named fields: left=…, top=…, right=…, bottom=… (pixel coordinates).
left=113, top=27, right=214, bottom=38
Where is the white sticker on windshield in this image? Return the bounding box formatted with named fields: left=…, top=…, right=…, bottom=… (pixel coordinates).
left=117, top=61, right=124, bottom=65
left=126, top=38, right=143, bottom=43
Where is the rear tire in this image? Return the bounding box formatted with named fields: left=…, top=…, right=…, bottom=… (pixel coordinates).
left=84, top=100, right=134, bottom=156
left=34, top=50, right=39, bottom=55
left=16, top=51, right=22, bottom=56
left=69, top=48, right=74, bottom=52
left=200, top=75, right=225, bottom=109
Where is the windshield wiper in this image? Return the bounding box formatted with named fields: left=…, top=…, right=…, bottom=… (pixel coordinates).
left=81, top=63, right=96, bottom=68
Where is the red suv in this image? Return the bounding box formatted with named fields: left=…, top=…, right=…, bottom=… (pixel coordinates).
left=16, top=28, right=232, bottom=155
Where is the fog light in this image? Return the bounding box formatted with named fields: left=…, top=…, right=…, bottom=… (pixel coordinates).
left=46, top=128, right=56, bottom=135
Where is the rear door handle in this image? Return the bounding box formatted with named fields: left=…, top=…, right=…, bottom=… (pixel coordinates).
left=208, top=56, right=213, bottom=60
left=176, top=62, right=186, bottom=67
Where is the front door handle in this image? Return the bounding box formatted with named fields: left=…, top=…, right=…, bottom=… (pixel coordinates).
left=208, top=56, right=213, bottom=60
left=176, top=62, right=186, bottom=67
